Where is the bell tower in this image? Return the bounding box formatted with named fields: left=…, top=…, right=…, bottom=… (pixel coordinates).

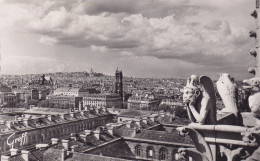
left=114, top=68, right=123, bottom=101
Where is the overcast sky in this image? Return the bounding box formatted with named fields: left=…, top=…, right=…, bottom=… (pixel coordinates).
left=0, top=0, right=256, bottom=80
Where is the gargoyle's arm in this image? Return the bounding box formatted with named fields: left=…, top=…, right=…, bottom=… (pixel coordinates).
left=189, top=94, right=210, bottom=124
left=186, top=105, right=196, bottom=123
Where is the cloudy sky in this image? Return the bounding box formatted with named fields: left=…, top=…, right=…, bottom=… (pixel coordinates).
left=0, top=0, right=256, bottom=79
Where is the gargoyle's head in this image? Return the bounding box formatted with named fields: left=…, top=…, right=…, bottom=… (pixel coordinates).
left=243, top=78, right=260, bottom=92
left=183, top=75, right=200, bottom=104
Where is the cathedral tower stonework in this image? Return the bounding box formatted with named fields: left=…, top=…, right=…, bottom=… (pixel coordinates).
left=115, top=68, right=123, bottom=101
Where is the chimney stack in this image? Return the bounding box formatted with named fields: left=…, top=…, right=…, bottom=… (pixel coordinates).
left=135, top=120, right=140, bottom=127
left=51, top=138, right=59, bottom=145
left=1, top=156, right=10, bottom=161
left=102, top=106, right=107, bottom=112
left=149, top=115, right=155, bottom=122
left=94, top=130, right=100, bottom=140
left=126, top=121, right=132, bottom=128
left=60, top=114, right=65, bottom=120
left=85, top=130, right=91, bottom=135
left=62, top=140, right=69, bottom=150
left=70, top=112, right=74, bottom=118
left=36, top=143, right=49, bottom=150
left=107, top=126, right=113, bottom=135
left=21, top=150, right=30, bottom=161
left=80, top=134, right=87, bottom=142
left=47, top=115, right=53, bottom=122
left=142, top=117, right=148, bottom=124
left=95, top=108, right=99, bottom=114
left=6, top=121, right=13, bottom=129
left=10, top=148, right=19, bottom=156
left=160, top=112, right=165, bottom=117
left=70, top=133, right=78, bottom=141
left=71, top=145, right=77, bottom=152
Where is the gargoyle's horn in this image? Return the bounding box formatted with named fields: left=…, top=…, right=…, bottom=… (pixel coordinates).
left=186, top=78, right=190, bottom=86
left=190, top=75, right=197, bottom=86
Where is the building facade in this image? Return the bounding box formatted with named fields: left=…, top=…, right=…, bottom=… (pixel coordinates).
left=127, top=94, right=159, bottom=110
left=83, top=93, right=122, bottom=108
left=160, top=99, right=185, bottom=108
left=0, top=83, right=17, bottom=106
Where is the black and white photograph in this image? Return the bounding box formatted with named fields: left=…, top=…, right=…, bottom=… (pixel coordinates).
left=0, top=0, right=260, bottom=160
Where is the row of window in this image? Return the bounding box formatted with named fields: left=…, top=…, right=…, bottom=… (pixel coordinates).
left=135, top=145, right=181, bottom=161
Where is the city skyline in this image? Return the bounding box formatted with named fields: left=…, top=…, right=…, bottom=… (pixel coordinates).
left=0, top=0, right=255, bottom=80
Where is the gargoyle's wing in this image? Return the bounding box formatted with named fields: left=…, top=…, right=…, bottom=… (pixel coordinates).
left=199, top=76, right=216, bottom=101
left=199, top=75, right=217, bottom=124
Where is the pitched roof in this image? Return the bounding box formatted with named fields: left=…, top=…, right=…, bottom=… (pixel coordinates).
left=134, top=129, right=192, bottom=145
left=66, top=153, right=131, bottom=161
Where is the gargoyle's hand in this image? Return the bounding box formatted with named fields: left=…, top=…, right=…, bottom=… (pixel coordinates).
left=189, top=94, right=197, bottom=106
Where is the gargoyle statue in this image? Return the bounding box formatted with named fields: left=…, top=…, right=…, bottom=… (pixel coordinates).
left=183, top=75, right=217, bottom=125
left=216, top=73, right=239, bottom=116
left=242, top=78, right=260, bottom=132
left=243, top=78, right=260, bottom=116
